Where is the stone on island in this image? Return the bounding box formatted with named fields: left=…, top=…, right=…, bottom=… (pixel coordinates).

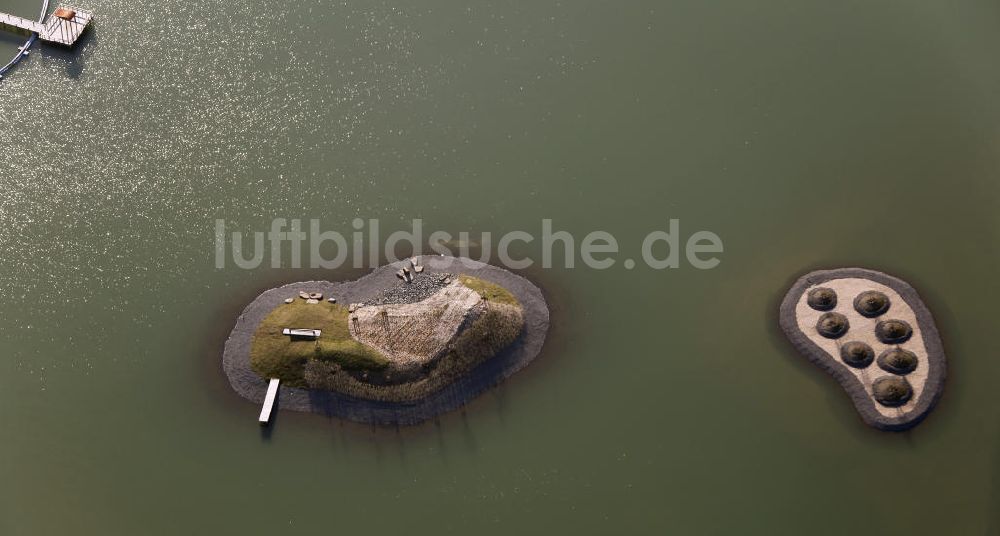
left=779, top=268, right=947, bottom=431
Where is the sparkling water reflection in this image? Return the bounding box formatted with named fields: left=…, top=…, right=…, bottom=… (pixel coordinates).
left=2, top=1, right=999, bottom=534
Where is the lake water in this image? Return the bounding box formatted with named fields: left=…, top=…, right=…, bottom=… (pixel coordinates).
left=2, top=1, right=999, bottom=534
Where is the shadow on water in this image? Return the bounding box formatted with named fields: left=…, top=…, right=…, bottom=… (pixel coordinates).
left=0, top=28, right=29, bottom=49
left=433, top=418, right=449, bottom=463
left=35, top=24, right=96, bottom=80
left=259, top=394, right=279, bottom=442
left=459, top=410, right=478, bottom=453
left=393, top=426, right=407, bottom=464
left=489, top=385, right=508, bottom=427
left=370, top=428, right=384, bottom=466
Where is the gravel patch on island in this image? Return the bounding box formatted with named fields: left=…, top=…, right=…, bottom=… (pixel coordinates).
left=367, top=272, right=453, bottom=305
left=221, top=256, right=549, bottom=426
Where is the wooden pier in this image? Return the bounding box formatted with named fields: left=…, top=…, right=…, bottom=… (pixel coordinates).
left=0, top=12, right=44, bottom=35
left=0, top=5, right=92, bottom=47
left=259, top=378, right=280, bottom=425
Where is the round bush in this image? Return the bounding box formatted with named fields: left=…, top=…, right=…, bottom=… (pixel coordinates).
left=877, top=348, right=918, bottom=375
left=807, top=287, right=837, bottom=311
left=854, top=290, right=890, bottom=318
left=816, top=312, right=850, bottom=339
left=840, top=341, right=874, bottom=368
left=872, top=376, right=913, bottom=407
left=875, top=319, right=913, bottom=344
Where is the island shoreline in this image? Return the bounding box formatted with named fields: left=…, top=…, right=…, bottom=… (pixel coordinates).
left=778, top=267, right=947, bottom=431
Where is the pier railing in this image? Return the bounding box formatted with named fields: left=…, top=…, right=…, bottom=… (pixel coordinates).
left=0, top=12, right=44, bottom=34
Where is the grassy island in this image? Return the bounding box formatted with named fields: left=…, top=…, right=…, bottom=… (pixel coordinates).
left=250, top=301, right=389, bottom=385
left=249, top=274, right=524, bottom=402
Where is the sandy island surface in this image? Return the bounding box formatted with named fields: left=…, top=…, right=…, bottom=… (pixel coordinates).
left=779, top=268, right=946, bottom=431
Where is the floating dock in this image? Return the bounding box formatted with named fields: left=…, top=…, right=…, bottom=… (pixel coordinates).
left=0, top=5, right=92, bottom=47
left=258, top=378, right=280, bottom=425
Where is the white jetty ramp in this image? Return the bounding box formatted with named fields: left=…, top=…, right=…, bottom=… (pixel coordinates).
left=0, top=5, right=93, bottom=47
left=258, top=378, right=280, bottom=425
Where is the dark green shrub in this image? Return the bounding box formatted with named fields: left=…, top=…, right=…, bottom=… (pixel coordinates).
left=807, top=287, right=837, bottom=311
left=872, top=376, right=913, bottom=407
left=816, top=312, right=849, bottom=339
left=840, top=341, right=874, bottom=368
left=854, top=291, right=890, bottom=318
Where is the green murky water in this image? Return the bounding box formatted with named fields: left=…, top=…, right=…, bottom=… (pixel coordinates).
left=2, top=1, right=999, bottom=534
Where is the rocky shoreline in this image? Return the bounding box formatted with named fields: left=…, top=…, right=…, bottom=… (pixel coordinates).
left=779, top=268, right=947, bottom=431
left=222, top=256, right=550, bottom=426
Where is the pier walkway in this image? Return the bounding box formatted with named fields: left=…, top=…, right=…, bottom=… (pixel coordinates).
left=0, top=12, right=44, bottom=34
